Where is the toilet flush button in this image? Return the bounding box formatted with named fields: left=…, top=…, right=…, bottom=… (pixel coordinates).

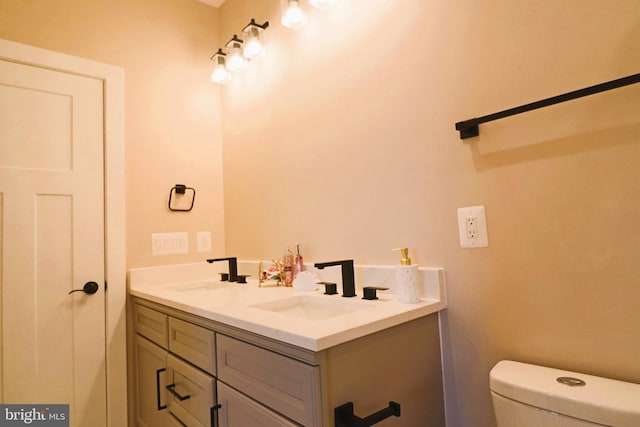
left=557, top=377, right=586, bottom=387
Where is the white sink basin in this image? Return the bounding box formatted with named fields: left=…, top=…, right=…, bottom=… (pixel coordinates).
left=251, top=295, right=364, bottom=321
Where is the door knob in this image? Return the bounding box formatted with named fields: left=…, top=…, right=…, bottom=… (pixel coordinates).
left=68, top=281, right=99, bottom=295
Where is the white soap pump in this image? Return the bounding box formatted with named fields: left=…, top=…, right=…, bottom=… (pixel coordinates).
left=393, top=247, right=421, bottom=304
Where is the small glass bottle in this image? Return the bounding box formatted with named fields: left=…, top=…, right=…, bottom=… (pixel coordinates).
left=294, top=243, right=304, bottom=278
left=284, top=249, right=294, bottom=287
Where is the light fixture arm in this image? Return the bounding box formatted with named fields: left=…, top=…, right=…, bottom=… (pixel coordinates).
left=226, top=34, right=244, bottom=49
left=242, top=18, right=269, bottom=33
left=210, top=48, right=226, bottom=63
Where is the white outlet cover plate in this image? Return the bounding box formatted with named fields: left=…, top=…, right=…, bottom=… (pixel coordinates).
left=197, top=231, right=212, bottom=253
left=457, top=206, right=489, bottom=248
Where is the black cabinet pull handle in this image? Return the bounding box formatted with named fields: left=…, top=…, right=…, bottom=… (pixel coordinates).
left=166, top=384, right=191, bottom=401
left=210, top=403, right=222, bottom=427
left=335, top=401, right=401, bottom=427
left=68, top=281, right=99, bottom=295
left=156, top=368, right=167, bottom=410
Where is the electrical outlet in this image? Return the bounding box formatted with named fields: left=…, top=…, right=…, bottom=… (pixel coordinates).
left=466, top=216, right=478, bottom=239
left=458, top=206, right=488, bottom=248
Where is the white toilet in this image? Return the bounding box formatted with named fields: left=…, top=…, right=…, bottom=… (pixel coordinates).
left=490, top=360, right=640, bottom=426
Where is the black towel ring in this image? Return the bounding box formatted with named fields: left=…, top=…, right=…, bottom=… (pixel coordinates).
left=168, top=184, right=195, bottom=212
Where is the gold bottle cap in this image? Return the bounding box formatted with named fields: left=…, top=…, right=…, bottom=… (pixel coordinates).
left=393, top=247, right=412, bottom=266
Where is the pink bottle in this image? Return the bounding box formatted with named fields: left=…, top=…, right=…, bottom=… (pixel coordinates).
left=284, top=249, right=294, bottom=286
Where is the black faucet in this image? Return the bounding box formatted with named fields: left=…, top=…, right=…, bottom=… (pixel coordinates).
left=206, top=257, right=238, bottom=282
left=313, top=260, right=356, bottom=298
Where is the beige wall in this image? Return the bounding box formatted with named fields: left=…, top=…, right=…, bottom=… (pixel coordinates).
left=3, top=0, right=640, bottom=425
left=0, top=0, right=227, bottom=268
left=217, top=0, right=640, bottom=425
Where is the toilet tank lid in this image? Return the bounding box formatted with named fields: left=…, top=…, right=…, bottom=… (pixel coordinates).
left=490, top=360, right=640, bottom=426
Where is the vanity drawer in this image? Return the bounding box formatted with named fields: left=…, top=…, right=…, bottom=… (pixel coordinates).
left=134, top=304, right=168, bottom=349
left=169, top=317, right=216, bottom=375
left=217, top=382, right=301, bottom=427
left=166, top=354, right=216, bottom=427
left=216, top=334, right=320, bottom=426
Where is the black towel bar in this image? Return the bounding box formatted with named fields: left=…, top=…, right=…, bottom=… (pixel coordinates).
left=455, top=72, right=640, bottom=140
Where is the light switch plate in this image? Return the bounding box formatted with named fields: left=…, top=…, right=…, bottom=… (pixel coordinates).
left=457, top=206, right=489, bottom=248
left=152, top=232, right=189, bottom=255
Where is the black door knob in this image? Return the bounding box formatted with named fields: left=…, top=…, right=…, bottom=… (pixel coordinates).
left=68, top=281, right=99, bottom=295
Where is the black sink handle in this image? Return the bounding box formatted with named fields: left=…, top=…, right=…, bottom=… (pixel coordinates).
left=362, top=286, right=389, bottom=300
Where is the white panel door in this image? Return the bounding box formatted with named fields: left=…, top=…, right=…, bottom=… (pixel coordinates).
left=0, top=58, right=106, bottom=426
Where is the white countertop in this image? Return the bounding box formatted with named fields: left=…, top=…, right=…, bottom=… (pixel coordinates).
left=129, top=261, right=446, bottom=352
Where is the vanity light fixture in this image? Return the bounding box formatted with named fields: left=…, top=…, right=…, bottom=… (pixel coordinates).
left=281, top=0, right=308, bottom=30
left=242, top=19, right=270, bottom=59
left=210, top=49, right=231, bottom=84
left=225, top=34, right=247, bottom=72
left=309, top=0, right=337, bottom=9
left=210, top=19, right=270, bottom=84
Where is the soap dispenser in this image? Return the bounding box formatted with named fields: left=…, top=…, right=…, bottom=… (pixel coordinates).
left=393, top=248, right=421, bottom=304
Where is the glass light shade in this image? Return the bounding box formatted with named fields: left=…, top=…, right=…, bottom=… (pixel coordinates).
left=210, top=50, right=232, bottom=84
left=243, top=36, right=265, bottom=59
left=281, top=0, right=307, bottom=30
left=211, top=64, right=231, bottom=84
left=309, top=0, right=337, bottom=9
left=241, top=20, right=269, bottom=59
left=226, top=47, right=246, bottom=72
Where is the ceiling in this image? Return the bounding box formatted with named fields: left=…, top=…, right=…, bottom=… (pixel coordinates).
left=197, top=0, right=226, bottom=7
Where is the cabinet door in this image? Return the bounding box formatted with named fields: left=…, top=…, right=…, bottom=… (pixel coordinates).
left=217, top=335, right=320, bottom=426
left=135, top=335, right=173, bottom=427
left=166, top=354, right=216, bottom=427
left=217, top=382, right=300, bottom=427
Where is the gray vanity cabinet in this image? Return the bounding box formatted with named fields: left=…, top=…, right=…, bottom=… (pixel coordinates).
left=132, top=297, right=445, bottom=427
left=133, top=301, right=306, bottom=427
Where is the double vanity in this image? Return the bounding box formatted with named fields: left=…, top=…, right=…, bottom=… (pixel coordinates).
left=129, top=261, right=447, bottom=427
